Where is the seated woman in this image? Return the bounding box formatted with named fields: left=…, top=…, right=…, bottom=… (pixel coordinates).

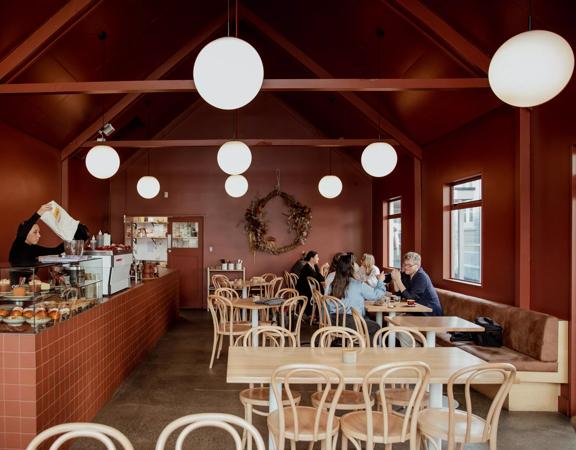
left=323, top=252, right=345, bottom=293
left=390, top=251, right=443, bottom=316
left=358, top=253, right=380, bottom=287
left=325, top=254, right=385, bottom=339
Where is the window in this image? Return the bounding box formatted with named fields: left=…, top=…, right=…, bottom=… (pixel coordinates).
left=449, top=178, right=482, bottom=284
left=383, top=198, right=401, bottom=268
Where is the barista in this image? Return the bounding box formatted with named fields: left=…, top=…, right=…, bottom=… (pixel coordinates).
left=8, top=203, right=89, bottom=267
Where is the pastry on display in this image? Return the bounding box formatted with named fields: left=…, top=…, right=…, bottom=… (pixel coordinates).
left=41, top=282, right=51, bottom=291
left=29, top=279, right=43, bottom=293
left=0, top=279, right=10, bottom=292
left=48, top=309, right=60, bottom=320
left=35, top=310, right=47, bottom=319
left=0, top=309, right=9, bottom=317
left=10, top=307, right=23, bottom=317
left=23, top=309, right=34, bottom=318
left=12, top=286, right=27, bottom=296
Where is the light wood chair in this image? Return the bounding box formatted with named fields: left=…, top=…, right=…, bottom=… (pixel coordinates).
left=261, top=272, right=277, bottom=282
left=310, top=326, right=370, bottom=413
left=155, top=413, right=265, bottom=450
left=212, top=274, right=231, bottom=289
left=237, top=326, right=301, bottom=450
left=284, top=272, right=298, bottom=289
left=320, top=295, right=348, bottom=328
left=268, top=364, right=344, bottom=450
left=373, top=327, right=430, bottom=411
left=311, top=326, right=366, bottom=348
left=215, top=287, right=240, bottom=300
left=277, top=288, right=299, bottom=299
left=26, top=423, right=133, bottom=450
left=307, top=276, right=323, bottom=324
left=417, top=363, right=516, bottom=450
left=264, top=277, right=283, bottom=298
left=280, top=295, right=307, bottom=346
left=207, top=295, right=251, bottom=368
left=351, top=308, right=371, bottom=348
left=340, top=361, right=430, bottom=450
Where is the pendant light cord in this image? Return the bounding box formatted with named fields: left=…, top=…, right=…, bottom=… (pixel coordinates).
left=528, top=0, right=532, bottom=31
left=377, top=29, right=383, bottom=141
left=227, top=0, right=230, bottom=36
left=329, top=148, right=332, bottom=176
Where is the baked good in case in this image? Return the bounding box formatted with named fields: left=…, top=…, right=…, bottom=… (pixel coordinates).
left=0, top=279, right=10, bottom=292
left=12, top=286, right=26, bottom=296
left=0, top=309, right=9, bottom=317
left=29, top=279, right=42, bottom=293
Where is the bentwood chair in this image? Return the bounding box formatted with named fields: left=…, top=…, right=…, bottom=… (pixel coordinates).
left=310, top=327, right=370, bottom=412
left=155, top=413, right=265, bottom=450
left=207, top=295, right=251, bottom=368
left=373, top=327, right=430, bottom=412
left=417, top=363, right=516, bottom=450
left=307, top=276, right=323, bottom=324
left=340, top=362, right=430, bottom=450
left=277, top=288, right=299, bottom=299
left=261, top=272, right=277, bottom=282
left=26, top=423, right=134, bottom=450
left=267, top=364, right=344, bottom=450
left=212, top=274, right=231, bottom=289
left=320, top=295, right=348, bottom=328
left=284, top=271, right=298, bottom=289
left=351, top=308, right=371, bottom=348
left=263, top=277, right=283, bottom=298
left=236, top=326, right=301, bottom=450
left=280, top=295, right=307, bottom=345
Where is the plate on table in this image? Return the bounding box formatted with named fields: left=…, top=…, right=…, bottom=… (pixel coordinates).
left=3, top=316, right=25, bottom=326
left=25, top=317, right=51, bottom=326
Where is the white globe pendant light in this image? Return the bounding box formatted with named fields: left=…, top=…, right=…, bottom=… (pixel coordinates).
left=85, top=145, right=120, bottom=179
left=489, top=30, right=574, bottom=107
left=361, top=142, right=398, bottom=177
left=194, top=37, right=264, bottom=110
left=225, top=174, right=249, bottom=198
left=318, top=175, right=343, bottom=199
left=137, top=176, right=160, bottom=199
left=217, top=141, right=252, bottom=175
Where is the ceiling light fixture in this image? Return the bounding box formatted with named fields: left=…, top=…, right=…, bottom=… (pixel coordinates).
left=137, top=151, right=160, bottom=199
left=217, top=140, right=252, bottom=175
left=318, top=148, right=342, bottom=199
left=193, top=0, right=263, bottom=110
left=86, top=31, right=120, bottom=180
left=361, top=29, right=397, bottom=177
left=488, top=2, right=574, bottom=107
left=225, top=174, right=249, bottom=198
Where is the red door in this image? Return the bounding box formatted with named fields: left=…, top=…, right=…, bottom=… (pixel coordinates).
left=167, top=216, right=204, bottom=308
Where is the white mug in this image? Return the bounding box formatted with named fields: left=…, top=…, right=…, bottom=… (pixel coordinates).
left=342, top=349, right=358, bottom=364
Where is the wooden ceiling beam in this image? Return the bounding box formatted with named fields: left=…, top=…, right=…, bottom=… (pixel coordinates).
left=0, top=0, right=102, bottom=82
left=60, top=13, right=226, bottom=161
left=240, top=5, right=423, bottom=160
left=81, top=138, right=393, bottom=148
left=384, top=0, right=491, bottom=74
left=0, top=78, right=488, bottom=95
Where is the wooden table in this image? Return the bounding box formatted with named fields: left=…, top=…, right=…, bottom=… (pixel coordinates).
left=385, top=315, right=484, bottom=347
left=230, top=280, right=268, bottom=299
left=227, top=346, right=500, bottom=450
left=230, top=297, right=282, bottom=347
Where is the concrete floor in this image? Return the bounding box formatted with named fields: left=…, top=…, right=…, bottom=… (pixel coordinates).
left=70, top=311, right=576, bottom=449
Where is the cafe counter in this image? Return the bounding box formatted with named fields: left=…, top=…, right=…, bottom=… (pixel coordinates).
left=0, top=270, right=179, bottom=449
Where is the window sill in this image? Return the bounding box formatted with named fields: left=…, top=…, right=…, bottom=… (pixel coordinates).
left=443, top=278, right=482, bottom=287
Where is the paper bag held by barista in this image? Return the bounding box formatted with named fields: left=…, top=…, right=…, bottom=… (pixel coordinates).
left=39, top=200, right=79, bottom=241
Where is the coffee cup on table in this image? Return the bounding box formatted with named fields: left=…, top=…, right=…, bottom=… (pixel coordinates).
left=407, top=299, right=416, bottom=306
left=253, top=295, right=260, bottom=302
left=342, top=349, right=358, bottom=364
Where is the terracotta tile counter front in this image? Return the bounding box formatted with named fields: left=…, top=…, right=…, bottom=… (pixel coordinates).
left=0, top=270, right=179, bottom=449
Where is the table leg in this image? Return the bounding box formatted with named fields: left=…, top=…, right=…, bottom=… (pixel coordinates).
left=426, top=330, right=436, bottom=348
left=269, top=382, right=280, bottom=450
left=251, top=309, right=259, bottom=348
left=376, top=311, right=383, bottom=326
left=387, top=311, right=397, bottom=348
left=242, top=287, right=248, bottom=299
left=427, top=330, right=442, bottom=449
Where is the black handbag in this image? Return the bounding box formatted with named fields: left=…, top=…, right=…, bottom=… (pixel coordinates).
left=473, top=316, right=503, bottom=347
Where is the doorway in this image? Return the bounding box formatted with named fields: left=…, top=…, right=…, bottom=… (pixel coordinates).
left=168, top=216, right=204, bottom=308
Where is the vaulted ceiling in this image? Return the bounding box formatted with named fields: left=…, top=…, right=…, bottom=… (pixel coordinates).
left=0, top=0, right=573, bottom=163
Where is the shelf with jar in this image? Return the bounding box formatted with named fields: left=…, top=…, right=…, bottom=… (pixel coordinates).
left=206, top=263, right=245, bottom=299
left=0, top=258, right=103, bottom=333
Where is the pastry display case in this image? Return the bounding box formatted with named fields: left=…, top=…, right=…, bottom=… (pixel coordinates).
left=0, top=257, right=103, bottom=333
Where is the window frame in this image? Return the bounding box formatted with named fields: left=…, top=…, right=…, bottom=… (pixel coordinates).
left=383, top=197, right=402, bottom=269
left=443, top=176, right=483, bottom=286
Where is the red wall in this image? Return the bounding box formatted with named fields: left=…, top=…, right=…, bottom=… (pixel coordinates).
left=109, top=96, right=373, bottom=279
left=67, top=157, right=110, bottom=238
left=0, top=121, right=61, bottom=265
left=372, top=151, right=416, bottom=269
left=422, top=107, right=517, bottom=304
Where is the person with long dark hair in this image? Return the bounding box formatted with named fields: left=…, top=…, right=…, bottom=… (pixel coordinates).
left=325, top=253, right=384, bottom=338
